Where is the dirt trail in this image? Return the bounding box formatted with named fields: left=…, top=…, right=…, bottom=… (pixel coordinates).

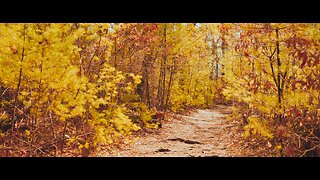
left=98, top=105, right=243, bottom=157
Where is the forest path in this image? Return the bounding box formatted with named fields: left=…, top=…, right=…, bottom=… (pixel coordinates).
left=98, top=105, right=243, bottom=157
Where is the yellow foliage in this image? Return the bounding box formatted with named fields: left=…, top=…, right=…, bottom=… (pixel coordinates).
left=244, top=116, right=273, bottom=139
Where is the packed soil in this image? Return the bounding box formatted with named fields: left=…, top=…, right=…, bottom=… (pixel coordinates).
left=97, top=105, right=248, bottom=157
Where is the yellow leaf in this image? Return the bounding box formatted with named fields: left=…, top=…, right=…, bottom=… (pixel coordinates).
left=275, top=145, right=282, bottom=150
left=25, top=130, right=30, bottom=136
left=84, top=142, right=89, bottom=149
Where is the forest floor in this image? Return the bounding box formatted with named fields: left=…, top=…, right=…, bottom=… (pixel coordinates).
left=97, top=105, right=251, bottom=157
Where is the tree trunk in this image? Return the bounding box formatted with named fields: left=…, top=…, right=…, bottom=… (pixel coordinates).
left=165, top=57, right=176, bottom=111
left=140, top=54, right=152, bottom=107
left=276, top=28, right=282, bottom=106
left=113, top=37, right=118, bottom=69
left=12, top=24, right=27, bottom=132
left=157, top=25, right=167, bottom=111
left=215, top=56, right=219, bottom=80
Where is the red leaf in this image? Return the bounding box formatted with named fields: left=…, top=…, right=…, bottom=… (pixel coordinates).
left=286, top=147, right=295, bottom=156
left=299, top=52, right=308, bottom=68
left=244, top=51, right=249, bottom=57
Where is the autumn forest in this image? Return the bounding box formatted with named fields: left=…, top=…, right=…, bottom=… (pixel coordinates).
left=0, top=23, right=319, bottom=157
